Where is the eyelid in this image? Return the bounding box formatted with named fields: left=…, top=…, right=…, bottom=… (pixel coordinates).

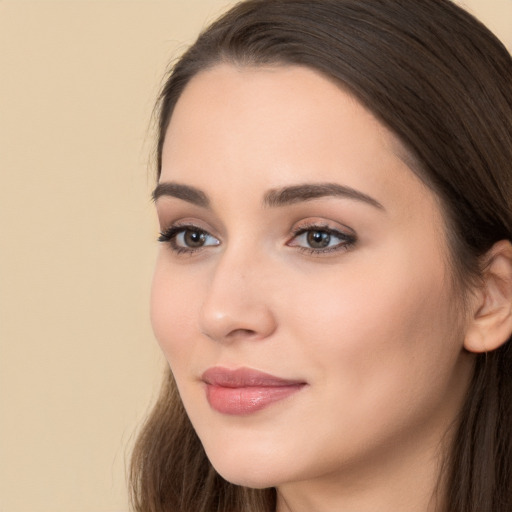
left=287, top=220, right=357, bottom=255
left=290, top=217, right=356, bottom=238
left=158, top=221, right=220, bottom=254
left=157, top=217, right=357, bottom=257
left=157, top=216, right=217, bottom=236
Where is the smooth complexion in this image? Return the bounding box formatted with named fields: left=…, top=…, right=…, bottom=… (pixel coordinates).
left=151, top=64, right=476, bottom=512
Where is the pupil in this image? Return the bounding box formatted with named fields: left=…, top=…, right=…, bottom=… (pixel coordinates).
left=307, top=230, right=330, bottom=248
left=185, top=230, right=206, bottom=247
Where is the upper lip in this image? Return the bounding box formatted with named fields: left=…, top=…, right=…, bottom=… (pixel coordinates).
left=201, top=367, right=305, bottom=388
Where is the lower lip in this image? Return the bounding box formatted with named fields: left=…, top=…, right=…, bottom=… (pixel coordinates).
left=205, top=384, right=304, bottom=415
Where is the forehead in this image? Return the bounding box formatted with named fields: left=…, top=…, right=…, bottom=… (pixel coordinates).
left=165, top=64, right=385, bottom=153
left=161, top=64, right=435, bottom=216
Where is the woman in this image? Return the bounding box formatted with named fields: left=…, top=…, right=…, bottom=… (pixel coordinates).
left=130, top=1, right=512, bottom=511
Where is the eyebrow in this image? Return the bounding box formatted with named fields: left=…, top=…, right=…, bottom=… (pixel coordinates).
left=263, top=183, right=384, bottom=210
left=152, top=182, right=210, bottom=208
left=152, top=181, right=384, bottom=211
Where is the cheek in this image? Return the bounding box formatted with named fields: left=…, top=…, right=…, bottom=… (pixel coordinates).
left=150, top=256, right=198, bottom=364
left=270, top=251, right=467, bottom=474
left=284, top=245, right=460, bottom=401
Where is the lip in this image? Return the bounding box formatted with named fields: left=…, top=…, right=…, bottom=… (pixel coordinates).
left=201, top=367, right=306, bottom=415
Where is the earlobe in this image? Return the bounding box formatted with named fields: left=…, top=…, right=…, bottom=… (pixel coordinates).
left=464, top=240, right=512, bottom=354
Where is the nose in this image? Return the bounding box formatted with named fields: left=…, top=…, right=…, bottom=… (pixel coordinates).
left=198, top=249, right=277, bottom=343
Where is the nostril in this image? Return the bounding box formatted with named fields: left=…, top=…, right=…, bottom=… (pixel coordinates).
left=227, top=328, right=258, bottom=339
left=200, top=328, right=258, bottom=342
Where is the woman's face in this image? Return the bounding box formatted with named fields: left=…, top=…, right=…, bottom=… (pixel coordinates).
left=152, top=64, right=474, bottom=491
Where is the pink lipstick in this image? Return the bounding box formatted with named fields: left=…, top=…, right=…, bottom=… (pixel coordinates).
left=202, top=367, right=306, bottom=415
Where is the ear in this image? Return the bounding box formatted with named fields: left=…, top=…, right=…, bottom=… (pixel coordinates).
left=464, top=240, right=512, bottom=353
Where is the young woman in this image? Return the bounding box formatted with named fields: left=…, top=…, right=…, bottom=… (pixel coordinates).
left=130, top=1, right=512, bottom=511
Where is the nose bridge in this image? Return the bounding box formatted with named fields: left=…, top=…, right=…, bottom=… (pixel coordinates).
left=199, top=242, right=276, bottom=343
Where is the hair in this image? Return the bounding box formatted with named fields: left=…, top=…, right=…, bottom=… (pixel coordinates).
left=130, top=1, right=512, bottom=511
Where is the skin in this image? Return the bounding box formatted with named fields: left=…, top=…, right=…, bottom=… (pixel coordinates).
left=151, top=64, right=476, bottom=512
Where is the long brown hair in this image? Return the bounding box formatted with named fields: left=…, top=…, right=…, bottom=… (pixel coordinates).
left=130, top=1, right=512, bottom=510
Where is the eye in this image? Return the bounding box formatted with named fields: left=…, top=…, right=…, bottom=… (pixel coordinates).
left=158, top=225, right=220, bottom=253
left=288, top=225, right=356, bottom=254
left=304, top=230, right=333, bottom=249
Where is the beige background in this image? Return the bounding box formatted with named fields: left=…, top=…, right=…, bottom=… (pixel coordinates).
left=0, top=1, right=510, bottom=511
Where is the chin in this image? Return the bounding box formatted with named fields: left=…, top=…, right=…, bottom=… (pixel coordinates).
left=203, top=444, right=288, bottom=489
left=213, top=465, right=280, bottom=489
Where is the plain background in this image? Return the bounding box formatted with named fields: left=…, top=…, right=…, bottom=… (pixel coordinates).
left=0, top=1, right=510, bottom=511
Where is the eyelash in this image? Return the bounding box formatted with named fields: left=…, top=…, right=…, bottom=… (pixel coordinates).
left=288, top=223, right=357, bottom=255
left=158, top=224, right=214, bottom=255
left=157, top=223, right=357, bottom=255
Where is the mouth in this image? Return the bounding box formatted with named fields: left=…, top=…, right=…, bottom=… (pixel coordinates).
left=201, top=367, right=306, bottom=415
